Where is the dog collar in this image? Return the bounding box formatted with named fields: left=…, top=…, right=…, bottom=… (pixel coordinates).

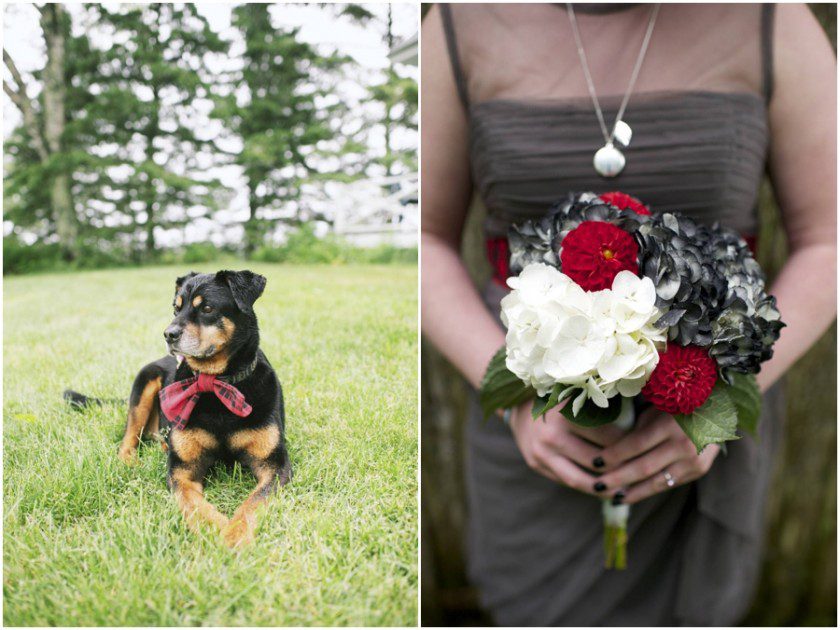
left=219, top=356, right=259, bottom=385
left=185, top=355, right=259, bottom=384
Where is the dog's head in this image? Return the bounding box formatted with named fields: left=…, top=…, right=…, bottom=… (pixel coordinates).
left=164, top=270, right=266, bottom=374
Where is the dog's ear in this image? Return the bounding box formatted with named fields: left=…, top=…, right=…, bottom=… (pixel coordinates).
left=216, top=270, right=267, bottom=313
left=175, top=271, right=198, bottom=293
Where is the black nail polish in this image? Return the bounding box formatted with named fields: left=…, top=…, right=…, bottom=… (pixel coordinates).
left=594, top=481, right=607, bottom=492
left=593, top=456, right=605, bottom=468
left=611, top=491, right=625, bottom=506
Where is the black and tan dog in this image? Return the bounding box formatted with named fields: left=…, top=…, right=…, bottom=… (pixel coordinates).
left=68, top=270, right=291, bottom=547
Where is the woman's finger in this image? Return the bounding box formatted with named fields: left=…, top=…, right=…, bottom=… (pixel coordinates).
left=596, top=413, right=676, bottom=469
left=520, top=443, right=564, bottom=485
left=622, top=457, right=697, bottom=505
left=546, top=430, right=606, bottom=474
left=622, top=444, right=721, bottom=505
left=564, top=421, right=627, bottom=448
left=622, top=466, right=678, bottom=505
left=537, top=449, right=600, bottom=496
left=595, top=440, right=685, bottom=495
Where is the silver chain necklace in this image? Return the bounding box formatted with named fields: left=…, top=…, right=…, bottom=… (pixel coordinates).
left=567, top=3, right=661, bottom=178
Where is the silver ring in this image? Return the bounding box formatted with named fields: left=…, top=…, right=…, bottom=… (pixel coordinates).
left=663, top=470, right=676, bottom=488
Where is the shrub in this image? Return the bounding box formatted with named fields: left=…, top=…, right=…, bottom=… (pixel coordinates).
left=183, top=241, right=222, bottom=263
left=74, top=242, right=132, bottom=270
left=251, top=225, right=417, bottom=265
left=4, top=227, right=416, bottom=275
left=3, top=237, right=65, bottom=275
left=363, top=244, right=418, bottom=264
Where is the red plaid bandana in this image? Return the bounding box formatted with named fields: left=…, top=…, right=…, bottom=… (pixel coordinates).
left=159, top=373, right=252, bottom=430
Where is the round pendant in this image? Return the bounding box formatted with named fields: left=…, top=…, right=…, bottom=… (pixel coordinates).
left=593, top=143, right=625, bottom=178
left=613, top=120, right=633, bottom=148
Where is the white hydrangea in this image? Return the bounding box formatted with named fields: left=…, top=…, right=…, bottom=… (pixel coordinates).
left=500, top=264, right=666, bottom=415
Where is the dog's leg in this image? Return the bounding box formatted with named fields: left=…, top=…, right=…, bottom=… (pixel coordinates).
left=168, top=428, right=228, bottom=532
left=222, top=463, right=290, bottom=548
left=118, top=373, right=162, bottom=464
left=144, top=406, right=168, bottom=453
left=223, top=423, right=291, bottom=547
left=170, top=466, right=230, bottom=532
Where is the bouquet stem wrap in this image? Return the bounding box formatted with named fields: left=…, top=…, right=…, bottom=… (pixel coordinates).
left=601, top=398, right=635, bottom=570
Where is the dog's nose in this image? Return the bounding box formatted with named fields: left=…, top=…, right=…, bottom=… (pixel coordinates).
left=164, top=325, right=182, bottom=343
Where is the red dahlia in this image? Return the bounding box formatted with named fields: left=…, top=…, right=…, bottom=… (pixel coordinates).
left=599, top=191, right=651, bottom=216
left=559, top=221, right=639, bottom=291
left=642, top=344, right=718, bottom=415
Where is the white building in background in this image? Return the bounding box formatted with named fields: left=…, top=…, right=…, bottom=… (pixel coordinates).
left=321, top=29, right=419, bottom=249
left=389, top=33, right=418, bottom=66
left=330, top=174, right=418, bottom=248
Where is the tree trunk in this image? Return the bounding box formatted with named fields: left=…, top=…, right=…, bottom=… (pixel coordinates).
left=41, top=4, right=77, bottom=261
left=142, top=82, right=160, bottom=255
left=384, top=5, right=394, bottom=177
left=145, top=199, right=156, bottom=253
left=51, top=174, right=75, bottom=259
left=143, top=6, right=161, bottom=257
left=244, top=179, right=260, bottom=256
left=143, top=91, right=160, bottom=256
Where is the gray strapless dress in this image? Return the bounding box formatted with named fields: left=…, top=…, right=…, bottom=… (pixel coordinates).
left=440, top=3, right=784, bottom=626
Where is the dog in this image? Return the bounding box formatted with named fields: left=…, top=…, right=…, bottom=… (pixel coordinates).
left=67, top=270, right=291, bottom=548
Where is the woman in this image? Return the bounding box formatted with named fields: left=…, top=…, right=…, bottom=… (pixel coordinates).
left=421, top=3, right=835, bottom=626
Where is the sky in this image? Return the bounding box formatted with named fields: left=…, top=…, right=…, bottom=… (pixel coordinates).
left=2, top=2, right=418, bottom=246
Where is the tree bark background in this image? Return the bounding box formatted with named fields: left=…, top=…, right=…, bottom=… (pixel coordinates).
left=41, top=5, right=77, bottom=260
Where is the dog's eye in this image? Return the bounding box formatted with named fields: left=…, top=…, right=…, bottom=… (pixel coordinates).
left=201, top=304, right=215, bottom=314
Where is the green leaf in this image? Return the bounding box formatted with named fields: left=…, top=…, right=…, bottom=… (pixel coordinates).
left=674, top=384, right=740, bottom=453
left=560, top=395, right=623, bottom=427
left=479, top=348, right=536, bottom=420
left=726, top=373, right=761, bottom=437
left=531, top=384, right=578, bottom=419
left=532, top=392, right=552, bottom=419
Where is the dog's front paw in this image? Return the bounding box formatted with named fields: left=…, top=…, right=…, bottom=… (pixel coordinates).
left=222, top=516, right=255, bottom=549
left=118, top=446, right=138, bottom=465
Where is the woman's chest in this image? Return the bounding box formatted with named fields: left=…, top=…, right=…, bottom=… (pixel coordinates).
left=469, top=92, right=768, bottom=233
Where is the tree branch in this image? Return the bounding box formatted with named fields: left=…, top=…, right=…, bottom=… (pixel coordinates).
left=3, top=80, right=19, bottom=103
left=3, top=51, right=49, bottom=161
left=3, top=50, right=27, bottom=91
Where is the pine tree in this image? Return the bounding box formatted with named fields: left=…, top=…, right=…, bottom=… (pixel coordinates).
left=370, top=67, right=418, bottom=176
left=215, top=4, right=354, bottom=254
left=335, top=4, right=418, bottom=176
left=81, top=3, right=229, bottom=257
left=5, top=3, right=231, bottom=260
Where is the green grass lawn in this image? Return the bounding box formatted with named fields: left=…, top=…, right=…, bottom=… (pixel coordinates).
left=3, top=264, right=418, bottom=626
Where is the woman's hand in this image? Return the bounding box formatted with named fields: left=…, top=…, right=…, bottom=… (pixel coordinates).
left=508, top=401, right=625, bottom=494
left=594, top=407, right=720, bottom=505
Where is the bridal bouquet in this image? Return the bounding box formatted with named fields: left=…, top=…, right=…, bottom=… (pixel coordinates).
left=480, top=191, right=784, bottom=569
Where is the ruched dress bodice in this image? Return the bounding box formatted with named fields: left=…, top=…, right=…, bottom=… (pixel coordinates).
left=470, top=91, right=768, bottom=237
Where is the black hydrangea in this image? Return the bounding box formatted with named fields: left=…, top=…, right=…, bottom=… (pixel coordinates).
left=636, top=214, right=784, bottom=378
left=508, top=192, right=649, bottom=275
left=635, top=213, right=729, bottom=346
left=704, top=225, right=784, bottom=379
